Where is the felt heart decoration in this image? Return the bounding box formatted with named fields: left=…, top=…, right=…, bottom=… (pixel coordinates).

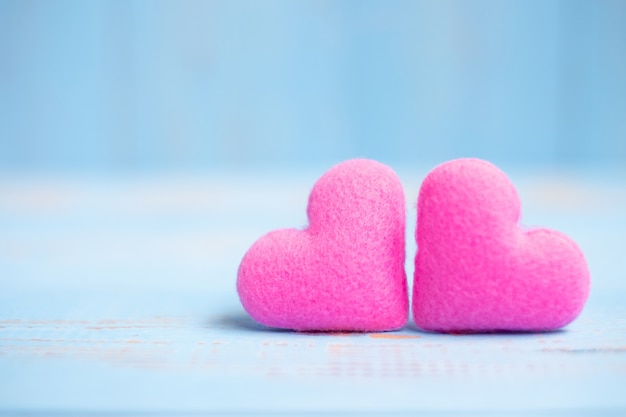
left=413, top=158, right=590, bottom=332
left=237, top=159, right=408, bottom=331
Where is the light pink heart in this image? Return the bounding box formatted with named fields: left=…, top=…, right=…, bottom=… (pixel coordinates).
left=413, top=158, right=590, bottom=332
left=237, top=159, right=408, bottom=331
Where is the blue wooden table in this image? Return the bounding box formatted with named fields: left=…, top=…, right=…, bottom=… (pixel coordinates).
left=1, top=169, right=625, bottom=415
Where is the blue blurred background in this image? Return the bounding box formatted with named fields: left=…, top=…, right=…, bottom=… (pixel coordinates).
left=1, top=0, right=625, bottom=173
left=1, top=2, right=626, bottom=414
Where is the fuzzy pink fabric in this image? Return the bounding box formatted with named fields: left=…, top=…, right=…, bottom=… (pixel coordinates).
left=237, top=159, right=408, bottom=331
left=413, top=158, right=590, bottom=333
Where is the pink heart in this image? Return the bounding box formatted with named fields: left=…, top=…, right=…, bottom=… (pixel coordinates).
left=413, top=158, right=590, bottom=332
left=237, top=159, right=408, bottom=331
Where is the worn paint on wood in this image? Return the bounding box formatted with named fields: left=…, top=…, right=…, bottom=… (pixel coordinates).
left=1, top=174, right=626, bottom=414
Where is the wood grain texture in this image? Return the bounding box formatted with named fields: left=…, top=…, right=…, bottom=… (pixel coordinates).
left=1, top=172, right=625, bottom=415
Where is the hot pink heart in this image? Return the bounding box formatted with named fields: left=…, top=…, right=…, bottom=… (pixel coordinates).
left=413, top=158, right=590, bottom=332
left=237, top=159, right=408, bottom=331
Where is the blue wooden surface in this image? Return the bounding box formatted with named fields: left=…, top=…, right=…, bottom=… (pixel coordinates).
left=1, top=169, right=625, bottom=415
